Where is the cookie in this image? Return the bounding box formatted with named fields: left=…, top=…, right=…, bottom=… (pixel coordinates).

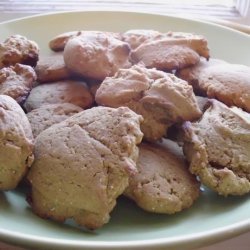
left=49, top=31, right=122, bottom=52
left=35, top=53, right=71, bottom=83
left=96, top=65, right=201, bottom=141
left=131, top=32, right=209, bottom=71
left=26, top=103, right=83, bottom=138
left=49, top=31, right=84, bottom=52
left=122, top=29, right=162, bottom=49
left=124, top=139, right=200, bottom=214
left=164, top=31, right=210, bottom=59
left=0, top=63, right=37, bottom=105
left=0, top=35, right=39, bottom=68
left=64, top=32, right=131, bottom=80
left=177, top=58, right=250, bottom=112
left=27, top=106, right=143, bottom=229
left=24, top=80, right=94, bottom=112
left=182, top=100, right=250, bottom=196
left=0, top=95, right=34, bottom=190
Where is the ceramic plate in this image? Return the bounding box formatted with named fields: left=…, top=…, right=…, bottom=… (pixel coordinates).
left=0, top=11, right=249, bottom=250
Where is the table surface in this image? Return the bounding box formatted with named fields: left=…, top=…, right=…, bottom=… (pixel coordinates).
left=0, top=2, right=249, bottom=250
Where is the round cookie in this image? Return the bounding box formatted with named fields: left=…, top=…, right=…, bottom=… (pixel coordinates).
left=0, top=63, right=37, bottom=105
left=35, top=53, right=71, bottom=83
left=26, top=103, right=83, bottom=138
left=124, top=139, right=200, bottom=214
left=0, top=35, right=39, bottom=69
left=131, top=33, right=209, bottom=71
left=177, top=58, right=250, bottom=112
left=64, top=32, right=131, bottom=80
left=27, top=106, right=143, bottom=229
left=0, top=95, right=34, bottom=190
left=182, top=99, right=250, bottom=196
left=96, top=65, right=201, bottom=141
left=24, top=80, right=94, bottom=112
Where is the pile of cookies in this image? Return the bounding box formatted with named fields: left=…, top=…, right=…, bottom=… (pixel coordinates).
left=0, top=29, right=249, bottom=230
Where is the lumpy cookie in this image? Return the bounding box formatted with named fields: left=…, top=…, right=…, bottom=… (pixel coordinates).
left=182, top=100, right=250, bottom=196
left=96, top=65, right=201, bottom=141
left=131, top=32, right=209, bottom=71
left=0, top=35, right=39, bottom=69
left=27, top=106, right=143, bottom=229
left=64, top=32, right=131, bottom=80
left=0, top=63, right=37, bottom=105
left=26, top=103, right=83, bottom=138
left=49, top=30, right=122, bottom=52
left=0, top=95, right=34, bottom=190
left=24, top=80, right=94, bottom=112
left=177, top=58, right=250, bottom=112
left=124, top=139, right=200, bottom=214
left=35, top=53, right=71, bottom=83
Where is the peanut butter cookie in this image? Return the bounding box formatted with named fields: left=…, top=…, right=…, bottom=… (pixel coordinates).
left=0, top=95, right=34, bottom=190
left=27, top=106, right=143, bottom=229
left=182, top=100, right=250, bottom=196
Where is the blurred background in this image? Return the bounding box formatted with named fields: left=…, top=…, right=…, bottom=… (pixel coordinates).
left=0, top=0, right=250, bottom=26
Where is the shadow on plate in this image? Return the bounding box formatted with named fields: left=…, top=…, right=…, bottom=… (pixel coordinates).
left=1, top=184, right=248, bottom=236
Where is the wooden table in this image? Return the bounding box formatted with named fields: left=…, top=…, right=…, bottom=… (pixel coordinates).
left=0, top=1, right=249, bottom=249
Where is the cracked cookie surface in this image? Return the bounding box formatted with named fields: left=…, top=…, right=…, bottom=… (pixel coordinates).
left=27, top=106, right=143, bottom=229
left=130, top=32, right=209, bottom=71
left=182, top=100, right=250, bottom=196
left=26, top=103, right=83, bottom=138
left=0, top=35, right=39, bottom=68
left=177, top=58, right=250, bottom=112
left=124, top=139, right=200, bottom=214
left=0, top=95, right=34, bottom=190
left=0, top=63, right=36, bottom=105
left=96, top=65, right=201, bottom=141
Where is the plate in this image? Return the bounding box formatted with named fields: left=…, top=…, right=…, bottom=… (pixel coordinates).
left=0, top=11, right=250, bottom=250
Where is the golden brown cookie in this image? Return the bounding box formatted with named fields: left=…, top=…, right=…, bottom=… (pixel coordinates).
left=27, top=106, right=143, bottom=229
left=64, top=32, right=131, bottom=80
left=177, top=58, right=250, bottom=112
left=0, top=35, right=39, bottom=68
left=26, top=103, right=83, bottom=138
left=0, top=95, right=34, bottom=190
left=35, top=53, right=71, bottom=83
left=96, top=65, right=201, bottom=141
left=0, top=63, right=37, bottom=105
left=124, top=139, right=200, bottom=214
left=131, top=33, right=209, bottom=71
left=182, top=100, right=250, bottom=196
left=24, top=80, right=94, bottom=112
